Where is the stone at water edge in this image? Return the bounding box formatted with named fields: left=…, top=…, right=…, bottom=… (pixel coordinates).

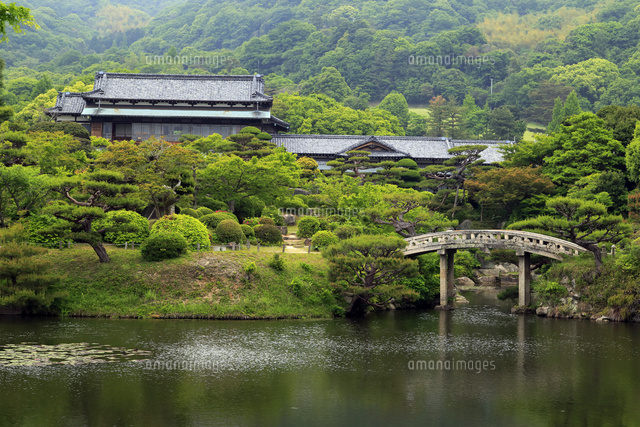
left=455, top=277, right=475, bottom=287
left=478, top=275, right=498, bottom=286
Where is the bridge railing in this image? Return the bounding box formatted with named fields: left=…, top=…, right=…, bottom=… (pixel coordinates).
left=404, top=230, right=587, bottom=257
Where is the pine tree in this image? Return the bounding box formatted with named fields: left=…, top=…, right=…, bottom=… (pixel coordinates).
left=547, top=97, right=565, bottom=134
left=564, top=91, right=582, bottom=118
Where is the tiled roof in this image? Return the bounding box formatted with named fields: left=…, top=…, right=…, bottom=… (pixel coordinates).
left=47, top=92, right=88, bottom=115
left=85, top=72, right=272, bottom=103
left=272, top=134, right=510, bottom=163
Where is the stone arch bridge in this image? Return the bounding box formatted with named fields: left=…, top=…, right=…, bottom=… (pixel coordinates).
left=403, top=230, right=587, bottom=308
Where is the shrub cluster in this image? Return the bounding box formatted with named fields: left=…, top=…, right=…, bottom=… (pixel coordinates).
left=150, top=214, right=210, bottom=250
left=200, top=212, right=238, bottom=229
left=141, top=232, right=188, bottom=261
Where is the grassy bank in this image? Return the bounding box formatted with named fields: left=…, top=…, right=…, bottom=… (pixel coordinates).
left=34, top=246, right=341, bottom=319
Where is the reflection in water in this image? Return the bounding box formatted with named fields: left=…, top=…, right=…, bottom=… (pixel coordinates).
left=0, top=297, right=639, bottom=426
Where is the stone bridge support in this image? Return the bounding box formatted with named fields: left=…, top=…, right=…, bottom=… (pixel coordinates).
left=436, top=248, right=456, bottom=309
left=517, top=250, right=531, bottom=307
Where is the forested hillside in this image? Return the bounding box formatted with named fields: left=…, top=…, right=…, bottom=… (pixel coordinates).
left=3, top=0, right=640, bottom=133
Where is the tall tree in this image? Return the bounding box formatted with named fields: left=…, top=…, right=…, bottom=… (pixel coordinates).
left=563, top=91, right=582, bottom=117
left=547, top=97, right=565, bottom=133
left=377, top=92, right=410, bottom=129
left=543, top=112, right=625, bottom=189
left=487, top=106, right=526, bottom=141
left=426, top=95, right=447, bottom=137
left=197, top=151, right=299, bottom=213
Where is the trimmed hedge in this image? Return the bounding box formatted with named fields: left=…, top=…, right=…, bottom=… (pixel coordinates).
left=150, top=214, right=210, bottom=250
left=94, top=210, right=150, bottom=245
left=216, top=220, right=244, bottom=243
left=297, top=216, right=320, bottom=238
left=255, top=224, right=283, bottom=245
left=141, top=232, right=187, bottom=261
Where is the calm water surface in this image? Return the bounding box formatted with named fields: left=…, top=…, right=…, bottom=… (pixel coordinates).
left=1, top=291, right=639, bottom=426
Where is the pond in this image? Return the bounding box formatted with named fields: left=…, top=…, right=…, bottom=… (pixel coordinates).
left=1, top=291, right=639, bottom=426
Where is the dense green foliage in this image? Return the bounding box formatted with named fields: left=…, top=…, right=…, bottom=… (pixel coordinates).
left=5, top=0, right=640, bottom=320
left=297, top=216, right=320, bottom=238
left=215, top=219, right=244, bottom=244
left=150, top=214, right=210, bottom=250
left=199, top=212, right=238, bottom=230
left=311, top=230, right=339, bottom=249
left=254, top=223, right=283, bottom=245
left=94, top=210, right=149, bottom=245
left=140, top=231, right=187, bottom=261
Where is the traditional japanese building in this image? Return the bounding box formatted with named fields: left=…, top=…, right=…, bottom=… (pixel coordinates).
left=46, top=72, right=510, bottom=164
left=272, top=134, right=510, bottom=168
left=46, top=72, right=289, bottom=141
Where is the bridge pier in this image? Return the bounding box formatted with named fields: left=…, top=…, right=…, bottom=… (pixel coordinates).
left=517, top=250, right=531, bottom=306
left=436, top=248, right=456, bottom=309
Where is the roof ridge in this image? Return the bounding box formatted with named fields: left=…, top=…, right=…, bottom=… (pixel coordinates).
left=96, top=72, right=260, bottom=80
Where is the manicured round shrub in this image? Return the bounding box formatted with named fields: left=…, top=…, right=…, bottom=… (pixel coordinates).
left=311, top=230, right=339, bottom=249
left=95, top=210, right=150, bottom=245
left=396, top=158, right=419, bottom=169
left=180, top=208, right=200, bottom=218
left=240, top=224, right=255, bottom=239
left=239, top=126, right=261, bottom=135
left=196, top=206, right=214, bottom=216
left=150, top=214, right=210, bottom=250
left=258, top=217, right=275, bottom=226
left=216, top=219, right=244, bottom=243
left=255, top=224, right=283, bottom=245
left=141, top=232, right=188, bottom=261
left=297, top=216, right=320, bottom=238
left=200, top=212, right=239, bottom=229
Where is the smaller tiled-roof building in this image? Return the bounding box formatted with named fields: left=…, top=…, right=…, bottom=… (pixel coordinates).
left=272, top=134, right=510, bottom=168
left=46, top=72, right=289, bottom=141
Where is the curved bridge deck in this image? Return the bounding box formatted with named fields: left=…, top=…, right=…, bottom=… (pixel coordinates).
left=404, top=230, right=586, bottom=260
left=403, top=230, right=587, bottom=308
